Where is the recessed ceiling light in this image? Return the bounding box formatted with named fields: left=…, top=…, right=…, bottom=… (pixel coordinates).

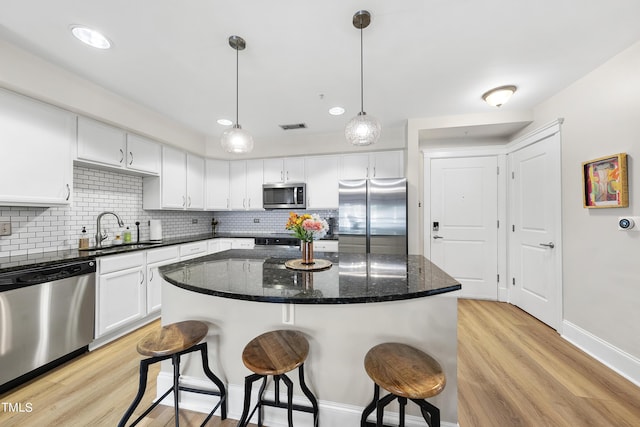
left=329, top=107, right=345, bottom=116
left=217, top=118, right=233, bottom=126
left=70, top=25, right=112, bottom=49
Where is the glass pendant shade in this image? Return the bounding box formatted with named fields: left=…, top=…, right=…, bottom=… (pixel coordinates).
left=221, top=124, right=254, bottom=154
left=345, top=112, right=381, bottom=146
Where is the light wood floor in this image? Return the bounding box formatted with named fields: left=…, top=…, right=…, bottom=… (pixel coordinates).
left=458, top=299, right=640, bottom=427
left=1, top=300, right=639, bottom=426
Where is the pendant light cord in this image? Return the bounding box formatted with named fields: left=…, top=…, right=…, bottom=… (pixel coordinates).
left=235, top=44, right=239, bottom=126
left=360, top=24, right=364, bottom=114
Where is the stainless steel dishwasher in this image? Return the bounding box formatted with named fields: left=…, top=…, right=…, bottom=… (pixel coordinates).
left=0, top=259, right=96, bottom=393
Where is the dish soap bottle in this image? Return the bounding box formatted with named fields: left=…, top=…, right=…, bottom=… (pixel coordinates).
left=124, top=227, right=132, bottom=243
left=79, top=227, right=89, bottom=249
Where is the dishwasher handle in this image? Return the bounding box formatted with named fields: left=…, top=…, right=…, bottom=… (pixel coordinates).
left=0, top=259, right=96, bottom=289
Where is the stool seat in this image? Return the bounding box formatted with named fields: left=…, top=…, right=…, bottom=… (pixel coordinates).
left=137, top=320, right=208, bottom=357
left=365, top=342, right=446, bottom=400
left=242, top=329, right=309, bottom=376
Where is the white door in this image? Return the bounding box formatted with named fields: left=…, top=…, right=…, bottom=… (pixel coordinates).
left=430, top=156, right=498, bottom=300
left=509, top=132, right=562, bottom=330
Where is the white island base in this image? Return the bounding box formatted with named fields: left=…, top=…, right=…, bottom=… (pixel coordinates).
left=158, top=281, right=458, bottom=427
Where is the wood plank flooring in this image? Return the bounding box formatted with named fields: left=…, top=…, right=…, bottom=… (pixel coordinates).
left=458, top=299, right=640, bottom=427
left=1, top=300, right=639, bottom=426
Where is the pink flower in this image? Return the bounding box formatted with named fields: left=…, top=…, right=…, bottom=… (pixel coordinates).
left=302, top=219, right=323, bottom=231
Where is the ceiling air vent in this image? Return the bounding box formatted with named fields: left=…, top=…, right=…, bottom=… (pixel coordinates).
left=279, top=123, right=307, bottom=130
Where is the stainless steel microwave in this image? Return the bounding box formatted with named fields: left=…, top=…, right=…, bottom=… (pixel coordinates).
left=262, top=183, right=306, bottom=209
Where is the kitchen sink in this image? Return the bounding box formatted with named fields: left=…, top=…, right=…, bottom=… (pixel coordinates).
left=79, top=242, right=161, bottom=254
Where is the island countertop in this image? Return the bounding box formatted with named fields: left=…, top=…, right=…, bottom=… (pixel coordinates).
left=159, top=248, right=461, bottom=304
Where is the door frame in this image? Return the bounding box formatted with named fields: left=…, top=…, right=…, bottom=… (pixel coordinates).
left=506, top=120, right=564, bottom=331
left=423, top=147, right=509, bottom=301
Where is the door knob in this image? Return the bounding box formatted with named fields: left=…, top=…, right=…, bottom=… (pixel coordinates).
left=433, top=235, right=444, bottom=239
left=539, top=242, right=555, bottom=249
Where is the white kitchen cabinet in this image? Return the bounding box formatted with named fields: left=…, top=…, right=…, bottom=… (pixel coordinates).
left=231, top=238, right=255, bottom=249
left=229, top=160, right=263, bottom=210
left=77, top=117, right=161, bottom=176
left=96, top=252, right=146, bottom=337
left=205, top=159, right=230, bottom=210
left=143, top=147, right=204, bottom=210
left=146, top=246, right=179, bottom=314
left=208, top=238, right=233, bottom=254
left=179, top=241, right=208, bottom=260
left=126, top=133, right=161, bottom=175
left=186, top=154, right=205, bottom=209
left=77, top=116, right=127, bottom=168
left=305, top=155, right=339, bottom=208
left=263, top=157, right=305, bottom=183
left=313, top=240, right=339, bottom=252
left=0, top=88, right=74, bottom=206
left=339, top=151, right=404, bottom=180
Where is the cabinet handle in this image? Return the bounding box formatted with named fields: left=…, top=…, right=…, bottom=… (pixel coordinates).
left=182, top=196, right=186, bottom=207
left=286, top=171, right=289, bottom=181
left=373, top=166, right=376, bottom=177
left=227, top=198, right=229, bottom=209
left=129, top=151, right=133, bottom=166
left=433, top=235, right=444, bottom=239
left=366, top=167, right=369, bottom=178
left=119, top=148, right=124, bottom=164
left=65, top=184, right=71, bottom=201
left=139, top=271, right=144, bottom=284
left=243, top=198, right=246, bottom=208
left=188, top=196, right=191, bottom=207
left=149, top=269, right=154, bottom=282
left=248, top=198, right=251, bottom=208
left=539, top=242, right=555, bottom=249
left=281, top=171, right=284, bottom=182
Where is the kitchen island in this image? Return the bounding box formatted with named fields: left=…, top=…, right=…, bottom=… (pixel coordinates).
left=158, top=248, right=461, bottom=426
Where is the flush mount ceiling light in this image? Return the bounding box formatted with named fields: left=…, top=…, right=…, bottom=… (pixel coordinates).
left=329, top=106, right=345, bottom=116
left=220, top=35, right=254, bottom=154
left=482, top=85, right=517, bottom=107
left=345, top=10, right=381, bottom=147
left=217, top=118, right=233, bottom=126
left=70, top=25, right=111, bottom=49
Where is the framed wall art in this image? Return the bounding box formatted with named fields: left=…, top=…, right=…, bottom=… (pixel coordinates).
left=582, top=153, right=628, bottom=208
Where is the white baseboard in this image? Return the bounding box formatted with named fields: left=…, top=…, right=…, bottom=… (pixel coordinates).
left=562, top=320, right=640, bottom=387
left=157, top=372, right=458, bottom=426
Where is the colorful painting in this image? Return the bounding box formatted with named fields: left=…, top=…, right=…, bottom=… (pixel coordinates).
left=582, top=153, right=628, bottom=208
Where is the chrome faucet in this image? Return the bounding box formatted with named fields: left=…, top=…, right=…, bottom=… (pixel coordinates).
left=95, top=211, right=125, bottom=248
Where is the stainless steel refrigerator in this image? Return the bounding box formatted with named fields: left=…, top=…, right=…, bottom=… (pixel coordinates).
left=338, top=178, right=407, bottom=254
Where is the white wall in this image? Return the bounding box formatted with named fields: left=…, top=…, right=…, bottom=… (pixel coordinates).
left=516, top=41, right=640, bottom=359
left=0, top=39, right=206, bottom=155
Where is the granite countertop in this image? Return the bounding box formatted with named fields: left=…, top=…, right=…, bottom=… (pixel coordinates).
left=0, top=232, right=337, bottom=274
left=159, top=248, right=461, bottom=304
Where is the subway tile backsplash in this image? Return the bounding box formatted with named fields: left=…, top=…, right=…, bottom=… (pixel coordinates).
left=0, top=166, right=337, bottom=257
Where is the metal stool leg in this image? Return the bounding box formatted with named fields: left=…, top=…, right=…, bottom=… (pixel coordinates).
left=237, top=373, right=263, bottom=427
left=280, top=374, right=295, bottom=427
left=297, top=363, right=319, bottom=426
left=361, top=383, right=380, bottom=426
left=398, top=397, right=407, bottom=427
left=197, top=342, right=227, bottom=422
left=118, top=358, right=153, bottom=427
left=412, top=399, right=440, bottom=427
left=172, top=354, right=181, bottom=427
left=375, top=393, right=397, bottom=427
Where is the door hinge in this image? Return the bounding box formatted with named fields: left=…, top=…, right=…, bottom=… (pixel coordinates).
left=511, top=171, right=515, bottom=179
left=497, top=166, right=500, bottom=175
left=512, top=277, right=516, bottom=286
left=497, top=220, right=500, bottom=228
left=512, top=224, right=515, bottom=232
left=497, top=274, right=500, bottom=283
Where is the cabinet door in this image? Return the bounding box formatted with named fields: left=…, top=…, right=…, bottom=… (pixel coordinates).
left=263, top=158, right=284, bottom=183
left=305, top=156, right=339, bottom=208
left=229, top=160, right=247, bottom=209
left=205, top=159, right=230, bottom=210
left=97, top=267, right=145, bottom=336
left=245, top=159, right=264, bottom=210
left=339, top=153, right=370, bottom=179
left=186, top=154, right=205, bottom=210
left=371, top=151, right=404, bottom=178
left=126, top=133, right=161, bottom=175
left=161, top=146, right=187, bottom=209
left=77, top=116, right=126, bottom=167
left=284, top=158, right=305, bottom=182
left=0, top=89, right=74, bottom=206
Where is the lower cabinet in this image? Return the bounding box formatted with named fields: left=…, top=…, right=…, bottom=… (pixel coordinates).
left=96, top=252, right=146, bottom=338
left=146, top=246, right=179, bottom=314
left=313, top=240, right=339, bottom=252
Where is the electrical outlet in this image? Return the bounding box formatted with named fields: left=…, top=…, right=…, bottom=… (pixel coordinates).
left=253, top=218, right=260, bottom=223
left=0, top=221, right=11, bottom=236
left=192, top=219, right=198, bottom=224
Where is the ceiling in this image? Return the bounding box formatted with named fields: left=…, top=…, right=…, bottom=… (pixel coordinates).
left=1, top=0, right=640, bottom=154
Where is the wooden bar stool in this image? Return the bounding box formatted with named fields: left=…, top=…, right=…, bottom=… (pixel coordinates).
left=361, top=343, right=445, bottom=427
left=118, top=320, right=227, bottom=427
left=237, top=329, right=319, bottom=427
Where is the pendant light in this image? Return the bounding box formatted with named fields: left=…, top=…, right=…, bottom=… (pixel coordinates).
left=221, top=35, right=254, bottom=154
left=345, top=10, right=381, bottom=146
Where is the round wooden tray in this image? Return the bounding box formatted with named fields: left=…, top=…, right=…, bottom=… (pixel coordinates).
left=285, top=258, right=333, bottom=271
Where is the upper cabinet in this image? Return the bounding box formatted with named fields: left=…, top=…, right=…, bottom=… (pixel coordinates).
left=305, top=155, right=339, bottom=209
left=76, top=116, right=160, bottom=176
left=0, top=89, right=74, bottom=206
left=229, top=160, right=263, bottom=210
left=339, top=151, right=404, bottom=180
left=205, top=159, right=230, bottom=210
left=143, top=146, right=204, bottom=210
left=263, top=157, right=305, bottom=184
